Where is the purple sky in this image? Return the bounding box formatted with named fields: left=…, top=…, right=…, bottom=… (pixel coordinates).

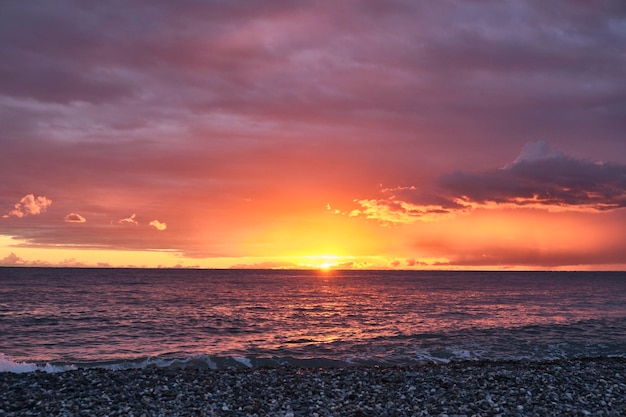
left=1, top=0, right=626, bottom=269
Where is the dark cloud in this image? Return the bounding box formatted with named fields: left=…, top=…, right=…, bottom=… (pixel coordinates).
left=352, top=141, right=626, bottom=224
left=0, top=60, right=134, bottom=104
left=440, top=142, right=626, bottom=211
left=1, top=0, right=624, bottom=132
left=0, top=2, right=136, bottom=104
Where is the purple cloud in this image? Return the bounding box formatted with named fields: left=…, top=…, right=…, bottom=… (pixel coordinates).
left=352, top=141, right=626, bottom=224
left=440, top=141, right=626, bottom=211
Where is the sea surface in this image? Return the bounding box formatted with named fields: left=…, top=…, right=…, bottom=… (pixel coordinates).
left=1, top=268, right=625, bottom=373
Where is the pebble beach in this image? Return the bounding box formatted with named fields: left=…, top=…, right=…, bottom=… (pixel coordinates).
left=2, top=358, right=625, bottom=417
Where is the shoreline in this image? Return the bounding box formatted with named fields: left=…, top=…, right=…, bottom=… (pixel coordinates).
left=0, top=358, right=626, bottom=417
left=2, top=357, right=625, bottom=416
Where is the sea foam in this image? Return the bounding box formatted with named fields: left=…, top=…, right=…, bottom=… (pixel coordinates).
left=0, top=353, right=75, bottom=373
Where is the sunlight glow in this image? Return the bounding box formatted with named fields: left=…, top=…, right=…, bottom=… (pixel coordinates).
left=297, top=254, right=346, bottom=270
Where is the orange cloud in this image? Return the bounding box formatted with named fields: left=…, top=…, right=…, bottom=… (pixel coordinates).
left=149, top=220, right=167, bottom=231
left=3, top=194, right=52, bottom=218
left=118, top=213, right=138, bottom=225
left=350, top=198, right=456, bottom=225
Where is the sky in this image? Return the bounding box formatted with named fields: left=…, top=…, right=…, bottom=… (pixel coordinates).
left=1, top=0, right=626, bottom=270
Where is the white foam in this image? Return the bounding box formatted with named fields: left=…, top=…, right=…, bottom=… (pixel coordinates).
left=101, top=356, right=177, bottom=371
left=0, top=353, right=75, bottom=373
left=197, top=355, right=218, bottom=370
left=179, top=354, right=218, bottom=370
left=233, top=356, right=253, bottom=368
left=110, top=355, right=222, bottom=371
left=413, top=350, right=451, bottom=363
left=451, top=349, right=474, bottom=360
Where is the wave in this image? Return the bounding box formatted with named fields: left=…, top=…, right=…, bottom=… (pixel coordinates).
left=4, top=344, right=626, bottom=374
left=0, top=353, right=352, bottom=374
left=0, top=353, right=76, bottom=374
left=3, top=317, right=625, bottom=374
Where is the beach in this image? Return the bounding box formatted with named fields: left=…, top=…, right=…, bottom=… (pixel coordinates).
left=2, top=358, right=625, bottom=416
left=2, top=270, right=626, bottom=416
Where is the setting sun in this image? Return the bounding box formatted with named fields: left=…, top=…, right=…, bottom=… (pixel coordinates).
left=295, top=255, right=347, bottom=271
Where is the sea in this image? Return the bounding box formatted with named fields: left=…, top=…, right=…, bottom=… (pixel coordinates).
left=1, top=268, right=625, bottom=373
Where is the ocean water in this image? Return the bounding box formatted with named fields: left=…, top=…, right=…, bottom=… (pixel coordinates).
left=1, top=268, right=625, bottom=373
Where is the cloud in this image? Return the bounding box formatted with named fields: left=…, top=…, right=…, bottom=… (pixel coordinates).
left=350, top=185, right=468, bottom=224
left=116, top=216, right=166, bottom=230
left=118, top=213, right=138, bottom=225
left=149, top=219, right=167, bottom=231
left=406, top=258, right=429, bottom=267
left=0, top=2, right=625, bottom=265
left=508, top=139, right=565, bottom=166
left=64, top=213, right=86, bottom=223
left=229, top=261, right=300, bottom=269
left=2, top=0, right=625, bottom=146
left=58, top=258, right=88, bottom=267
left=427, top=244, right=626, bottom=269
left=3, top=194, right=52, bottom=218
left=0, top=252, right=52, bottom=267
left=351, top=141, right=626, bottom=224
left=440, top=141, right=626, bottom=212
left=1, top=252, right=26, bottom=266
left=350, top=197, right=457, bottom=225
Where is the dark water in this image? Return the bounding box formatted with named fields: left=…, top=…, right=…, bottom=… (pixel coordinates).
left=1, top=268, right=625, bottom=372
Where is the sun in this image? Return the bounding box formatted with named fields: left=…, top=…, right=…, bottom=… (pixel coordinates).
left=296, top=255, right=343, bottom=270
left=318, top=262, right=333, bottom=270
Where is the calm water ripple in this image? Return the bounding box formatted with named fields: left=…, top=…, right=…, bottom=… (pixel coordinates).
left=1, top=268, right=625, bottom=371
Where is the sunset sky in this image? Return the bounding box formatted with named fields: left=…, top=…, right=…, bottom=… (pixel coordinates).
left=1, top=0, right=625, bottom=270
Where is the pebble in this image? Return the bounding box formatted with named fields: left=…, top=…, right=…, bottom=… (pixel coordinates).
left=0, top=358, right=625, bottom=416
